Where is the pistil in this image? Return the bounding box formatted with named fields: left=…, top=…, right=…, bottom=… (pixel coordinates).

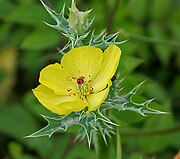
left=76, top=76, right=93, bottom=99
left=77, top=76, right=85, bottom=84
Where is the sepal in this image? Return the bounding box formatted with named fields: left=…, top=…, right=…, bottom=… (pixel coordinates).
left=68, top=0, right=92, bottom=35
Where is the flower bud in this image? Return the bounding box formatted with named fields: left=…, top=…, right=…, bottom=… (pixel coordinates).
left=68, top=0, right=91, bottom=35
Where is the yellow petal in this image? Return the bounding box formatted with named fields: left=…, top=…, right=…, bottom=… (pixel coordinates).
left=39, top=63, right=76, bottom=95
left=33, top=84, right=87, bottom=115
left=61, top=46, right=103, bottom=81
left=86, top=81, right=112, bottom=112
left=92, top=45, right=121, bottom=92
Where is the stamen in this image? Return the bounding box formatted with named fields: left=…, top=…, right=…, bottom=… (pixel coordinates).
left=73, top=76, right=94, bottom=99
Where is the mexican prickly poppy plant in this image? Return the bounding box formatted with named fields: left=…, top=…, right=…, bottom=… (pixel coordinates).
left=28, top=1, right=168, bottom=154
left=33, top=45, right=121, bottom=115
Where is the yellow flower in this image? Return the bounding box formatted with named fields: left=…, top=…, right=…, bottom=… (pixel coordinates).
left=33, top=45, right=121, bottom=115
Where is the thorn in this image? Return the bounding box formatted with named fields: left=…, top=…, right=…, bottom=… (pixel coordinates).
left=43, top=21, right=58, bottom=30
left=131, top=80, right=147, bottom=95
left=114, top=39, right=129, bottom=45
left=143, top=98, right=156, bottom=106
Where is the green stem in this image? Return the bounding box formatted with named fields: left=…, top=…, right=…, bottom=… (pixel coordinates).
left=116, top=127, right=122, bottom=159
left=106, top=0, right=121, bottom=33
left=120, top=124, right=180, bottom=136
left=127, top=33, right=180, bottom=48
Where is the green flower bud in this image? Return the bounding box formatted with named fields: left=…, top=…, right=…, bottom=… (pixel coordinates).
left=68, top=0, right=91, bottom=35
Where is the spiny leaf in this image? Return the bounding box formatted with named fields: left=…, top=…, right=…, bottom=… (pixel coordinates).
left=26, top=111, right=116, bottom=147
left=78, top=114, right=97, bottom=147
left=40, top=0, right=70, bottom=33
left=96, top=120, right=115, bottom=145
left=25, top=113, right=79, bottom=138
left=88, top=30, right=127, bottom=49
left=76, top=112, right=115, bottom=147
left=105, top=80, right=169, bottom=116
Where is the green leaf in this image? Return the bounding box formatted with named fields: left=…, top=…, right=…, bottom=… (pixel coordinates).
left=50, top=135, right=70, bottom=159
left=24, top=135, right=73, bottom=159
left=26, top=113, right=79, bottom=138
left=171, top=75, right=180, bottom=101
left=170, top=9, right=180, bottom=41
left=20, top=51, right=44, bottom=72
left=97, top=135, right=116, bottom=159
left=148, top=23, right=171, bottom=66
left=0, top=69, right=6, bottom=82
left=128, top=0, right=147, bottom=22
left=27, top=110, right=116, bottom=147
left=21, top=26, right=60, bottom=50
left=144, top=82, right=170, bottom=105
left=9, top=28, right=29, bottom=47
left=0, top=0, right=15, bottom=19
left=171, top=131, right=180, bottom=149
left=127, top=152, right=144, bottom=159
left=0, top=103, right=38, bottom=138
left=66, top=144, right=96, bottom=159
left=39, top=0, right=70, bottom=33
left=90, top=1, right=105, bottom=31
left=107, top=80, right=169, bottom=117
left=0, top=24, right=11, bottom=44
left=14, top=0, right=36, bottom=5
left=20, top=155, right=38, bottom=159
left=88, top=30, right=127, bottom=49
left=24, top=137, right=55, bottom=158
left=119, top=42, right=138, bottom=56
left=118, top=55, right=144, bottom=75
left=138, top=43, right=150, bottom=61
left=0, top=110, right=55, bottom=158
left=5, top=4, right=49, bottom=25
left=140, top=115, right=174, bottom=153
left=8, top=142, right=23, bottom=159
left=150, top=0, right=172, bottom=20
left=109, top=109, right=144, bottom=125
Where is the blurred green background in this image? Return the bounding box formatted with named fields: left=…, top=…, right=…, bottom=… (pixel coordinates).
left=0, top=0, right=180, bottom=159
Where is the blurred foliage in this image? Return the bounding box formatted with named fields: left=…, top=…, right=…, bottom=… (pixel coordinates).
left=0, top=0, right=179, bottom=159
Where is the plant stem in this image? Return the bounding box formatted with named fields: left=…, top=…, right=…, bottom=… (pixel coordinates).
left=120, top=124, right=180, bottom=136
left=127, top=33, right=180, bottom=48
left=60, top=137, right=74, bottom=159
left=108, top=0, right=120, bottom=33
left=116, top=127, right=122, bottom=159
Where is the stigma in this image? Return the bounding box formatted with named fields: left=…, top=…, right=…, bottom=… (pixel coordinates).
left=77, top=76, right=85, bottom=85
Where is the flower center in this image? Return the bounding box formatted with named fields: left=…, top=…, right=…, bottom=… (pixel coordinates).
left=76, top=76, right=93, bottom=99
left=67, top=76, right=93, bottom=100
